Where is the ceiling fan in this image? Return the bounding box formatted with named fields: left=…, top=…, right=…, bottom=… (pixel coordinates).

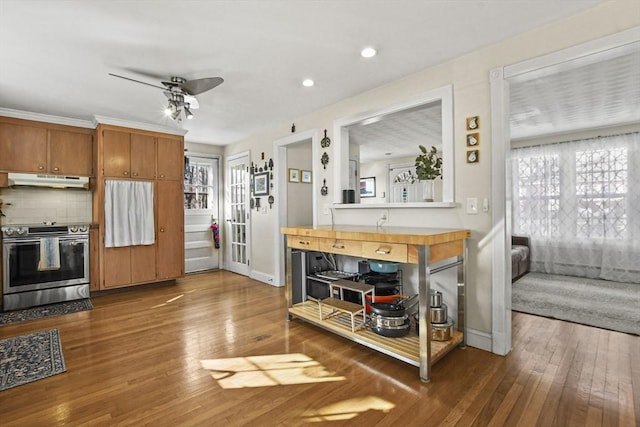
left=108, top=73, right=224, bottom=121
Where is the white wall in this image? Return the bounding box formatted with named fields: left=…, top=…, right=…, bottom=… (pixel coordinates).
left=286, top=142, right=313, bottom=226
left=224, top=1, right=640, bottom=336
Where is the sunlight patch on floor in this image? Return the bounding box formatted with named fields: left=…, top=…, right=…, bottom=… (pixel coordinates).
left=200, top=353, right=346, bottom=389
left=301, top=396, right=395, bottom=422
left=151, top=294, right=184, bottom=308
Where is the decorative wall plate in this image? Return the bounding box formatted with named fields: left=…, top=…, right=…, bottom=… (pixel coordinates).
left=321, top=152, right=329, bottom=169
left=466, top=133, right=479, bottom=146
left=321, top=129, right=331, bottom=148
left=321, top=179, right=328, bottom=196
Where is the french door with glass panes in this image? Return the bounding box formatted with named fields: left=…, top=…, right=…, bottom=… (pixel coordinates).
left=183, top=155, right=220, bottom=273
left=225, top=152, right=250, bottom=276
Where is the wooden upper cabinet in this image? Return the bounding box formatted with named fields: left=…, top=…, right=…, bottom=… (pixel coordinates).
left=0, top=122, right=47, bottom=172
left=157, top=137, right=184, bottom=180
left=102, top=129, right=156, bottom=179
left=102, top=129, right=132, bottom=178
left=49, top=130, right=93, bottom=176
left=0, top=121, right=93, bottom=176
left=130, top=133, right=156, bottom=179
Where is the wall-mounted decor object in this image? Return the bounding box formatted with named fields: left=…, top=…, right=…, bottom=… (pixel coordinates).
left=467, top=150, right=479, bottom=163
left=254, top=172, right=269, bottom=195
left=466, top=116, right=479, bottom=130
left=360, top=177, right=376, bottom=198
left=288, top=168, right=299, bottom=182
left=268, top=195, right=274, bottom=209
left=321, top=179, right=328, bottom=196
left=268, top=158, right=274, bottom=170
left=466, top=133, right=479, bottom=147
left=321, top=129, right=331, bottom=148
left=301, top=170, right=312, bottom=183
left=321, top=152, right=329, bottom=169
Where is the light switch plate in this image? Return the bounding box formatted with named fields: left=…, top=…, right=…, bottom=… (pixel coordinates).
left=466, top=197, right=478, bottom=214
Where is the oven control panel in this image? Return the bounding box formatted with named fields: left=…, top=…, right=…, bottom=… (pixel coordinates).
left=1, top=224, right=90, bottom=238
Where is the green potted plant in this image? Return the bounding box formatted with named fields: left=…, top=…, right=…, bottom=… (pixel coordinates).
left=415, top=145, right=442, bottom=201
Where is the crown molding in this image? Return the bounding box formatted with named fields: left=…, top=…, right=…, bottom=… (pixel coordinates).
left=92, top=115, right=188, bottom=136
left=0, top=108, right=94, bottom=128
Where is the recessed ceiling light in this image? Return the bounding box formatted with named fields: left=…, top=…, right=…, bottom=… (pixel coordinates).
left=361, top=47, right=377, bottom=58
left=302, top=79, right=315, bottom=87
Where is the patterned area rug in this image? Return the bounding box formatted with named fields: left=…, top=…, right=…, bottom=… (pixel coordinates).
left=0, top=329, right=66, bottom=391
left=0, top=299, right=93, bottom=326
left=512, top=272, right=640, bottom=335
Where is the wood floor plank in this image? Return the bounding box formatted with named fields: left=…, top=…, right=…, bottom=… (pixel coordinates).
left=0, top=270, right=637, bottom=426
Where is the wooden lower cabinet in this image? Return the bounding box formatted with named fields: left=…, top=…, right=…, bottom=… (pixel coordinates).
left=102, top=244, right=157, bottom=289
left=157, top=180, right=184, bottom=280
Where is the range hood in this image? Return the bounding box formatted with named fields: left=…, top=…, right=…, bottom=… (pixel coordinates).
left=8, top=173, right=90, bottom=189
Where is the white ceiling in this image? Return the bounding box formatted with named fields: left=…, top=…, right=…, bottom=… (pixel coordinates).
left=0, top=0, right=606, bottom=145
left=510, top=47, right=640, bottom=140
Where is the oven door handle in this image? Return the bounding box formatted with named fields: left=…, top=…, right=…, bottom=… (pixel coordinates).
left=3, top=237, right=88, bottom=245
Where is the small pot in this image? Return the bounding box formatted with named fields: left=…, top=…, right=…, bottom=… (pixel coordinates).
left=430, top=303, right=448, bottom=324
left=431, top=318, right=455, bottom=341
left=370, top=314, right=410, bottom=338
left=369, top=261, right=399, bottom=274
left=429, top=290, right=443, bottom=308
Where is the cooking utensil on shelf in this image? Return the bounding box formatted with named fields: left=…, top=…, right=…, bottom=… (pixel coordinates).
left=368, top=261, right=398, bottom=274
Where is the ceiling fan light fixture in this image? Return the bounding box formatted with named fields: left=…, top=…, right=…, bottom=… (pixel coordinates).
left=171, top=108, right=181, bottom=120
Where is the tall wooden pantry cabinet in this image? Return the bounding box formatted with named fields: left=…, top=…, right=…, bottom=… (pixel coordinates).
left=93, top=124, right=184, bottom=290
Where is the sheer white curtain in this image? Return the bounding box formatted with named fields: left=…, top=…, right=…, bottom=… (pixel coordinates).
left=511, top=132, right=640, bottom=283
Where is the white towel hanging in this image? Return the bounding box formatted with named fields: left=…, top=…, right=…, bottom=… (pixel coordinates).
left=104, top=180, right=155, bottom=248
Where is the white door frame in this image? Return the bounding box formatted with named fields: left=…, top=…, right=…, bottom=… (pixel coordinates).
left=225, top=150, right=251, bottom=276
left=490, top=27, right=640, bottom=356
left=273, top=129, right=319, bottom=286
left=183, top=152, right=222, bottom=272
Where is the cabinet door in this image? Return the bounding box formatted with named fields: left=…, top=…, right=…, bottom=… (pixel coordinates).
left=49, top=130, right=93, bottom=176
left=130, top=133, right=156, bottom=179
left=157, top=180, right=184, bottom=280
left=102, top=246, right=132, bottom=289
left=0, top=123, right=47, bottom=172
left=131, top=244, right=157, bottom=283
left=102, top=129, right=131, bottom=178
left=156, top=137, right=184, bottom=180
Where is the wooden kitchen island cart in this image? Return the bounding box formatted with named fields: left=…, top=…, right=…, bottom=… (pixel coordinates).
left=281, top=225, right=470, bottom=382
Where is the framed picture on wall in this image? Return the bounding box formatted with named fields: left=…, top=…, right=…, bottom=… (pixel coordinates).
left=360, top=177, right=376, bottom=198
left=254, top=172, right=269, bottom=195
left=288, top=168, right=300, bottom=182
left=301, top=170, right=312, bottom=183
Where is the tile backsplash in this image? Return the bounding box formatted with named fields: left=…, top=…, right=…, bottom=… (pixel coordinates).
left=0, top=188, right=92, bottom=225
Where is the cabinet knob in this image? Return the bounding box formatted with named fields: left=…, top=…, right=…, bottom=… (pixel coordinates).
left=38, top=165, right=45, bottom=170
left=160, top=228, right=165, bottom=232
left=160, top=174, right=165, bottom=178
left=53, top=167, right=60, bottom=172
left=132, top=172, right=138, bottom=177
left=123, top=171, right=129, bottom=176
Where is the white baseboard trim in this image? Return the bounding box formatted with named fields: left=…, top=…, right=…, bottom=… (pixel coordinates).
left=250, top=271, right=281, bottom=287
left=465, top=328, right=493, bottom=353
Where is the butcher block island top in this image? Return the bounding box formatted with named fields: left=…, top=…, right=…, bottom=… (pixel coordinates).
left=281, top=225, right=469, bottom=246
left=281, top=224, right=470, bottom=382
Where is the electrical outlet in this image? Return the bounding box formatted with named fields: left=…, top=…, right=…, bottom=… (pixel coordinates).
left=380, top=210, right=389, bottom=222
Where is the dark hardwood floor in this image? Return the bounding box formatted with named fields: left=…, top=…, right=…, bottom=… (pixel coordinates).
left=1, top=270, right=637, bottom=426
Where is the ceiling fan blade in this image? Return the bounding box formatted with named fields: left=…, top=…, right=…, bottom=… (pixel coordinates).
left=108, top=73, right=166, bottom=90
left=180, top=77, right=224, bottom=95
